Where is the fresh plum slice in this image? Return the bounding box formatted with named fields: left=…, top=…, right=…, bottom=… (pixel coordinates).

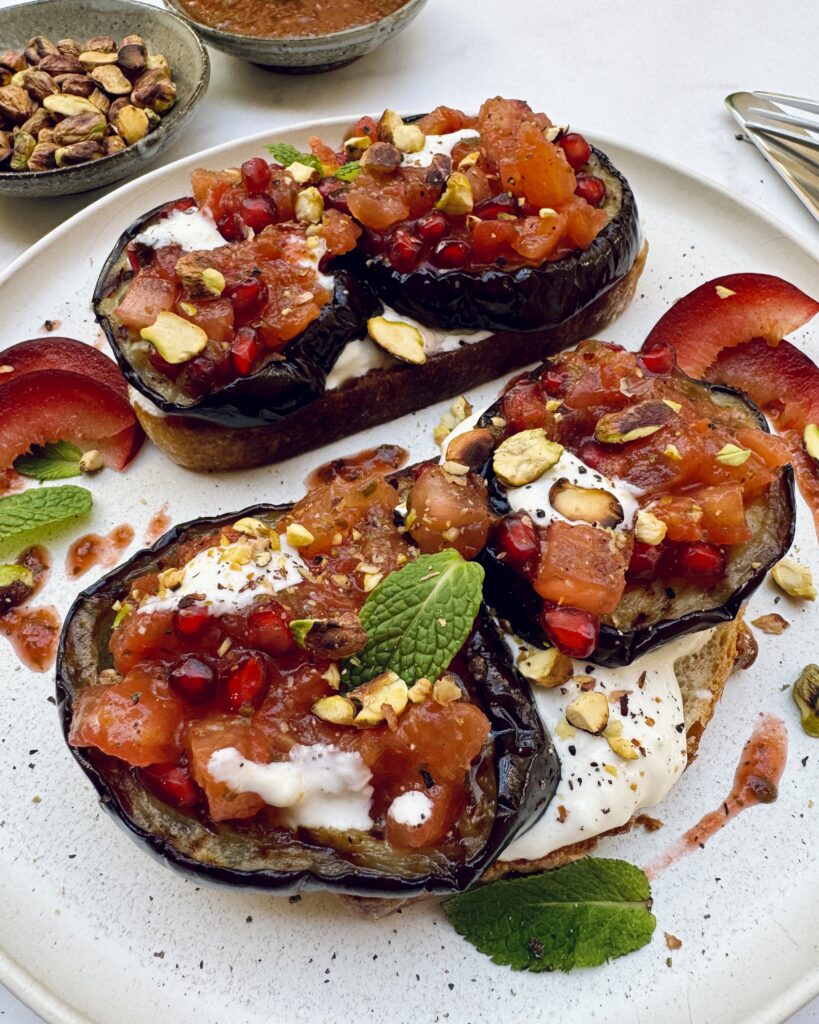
left=0, top=337, right=130, bottom=401
left=643, top=273, right=819, bottom=377
left=0, top=370, right=142, bottom=471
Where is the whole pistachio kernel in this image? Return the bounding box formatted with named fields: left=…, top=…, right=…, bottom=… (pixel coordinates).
left=715, top=443, right=751, bottom=466
left=312, top=694, right=356, bottom=726
left=803, top=423, right=819, bottom=461
left=140, top=311, right=208, bottom=364
left=367, top=316, right=426, bottom=365
left=792, top=664, right=819, bottom=738
left=771, top=557, right=816, bottom=600
left=594, top=399, right=675, bottom=444
left=201, top=268, right=226, bottom=296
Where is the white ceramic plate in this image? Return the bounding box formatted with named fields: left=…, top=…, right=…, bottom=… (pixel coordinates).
left=1, top=119, right=817, bottom=1024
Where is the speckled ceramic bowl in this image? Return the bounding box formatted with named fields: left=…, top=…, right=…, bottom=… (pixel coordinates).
left=0, top=0, right=209, bottom=197
left=161, top=0, right=428, bottom=73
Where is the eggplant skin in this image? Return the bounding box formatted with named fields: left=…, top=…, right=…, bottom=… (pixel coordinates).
left=92, top=201, right=382, bottom=429
left=56, top=501, right=559, bottom=897
left=477, top=374, right=796, bottom=668
left=356, top=148, right=641, bottom=333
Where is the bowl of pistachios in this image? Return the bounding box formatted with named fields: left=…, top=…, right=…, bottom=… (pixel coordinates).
left=0, top=0, right=209, bottom=197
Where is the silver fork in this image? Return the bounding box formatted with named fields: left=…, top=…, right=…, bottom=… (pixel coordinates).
left=725, top=91, right=819, bottom=224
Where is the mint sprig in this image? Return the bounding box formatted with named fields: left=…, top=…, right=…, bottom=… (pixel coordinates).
left=14, top=441, right=83, bottom=481
left=444, top=858, right=656, bottom=972
left=0, top=485, right=92, bottom=542
left=344, top=550, right=483, bottom=687
left=266, top=143, right=323, bottom=174
left=334, top=160, right=361, bottom=182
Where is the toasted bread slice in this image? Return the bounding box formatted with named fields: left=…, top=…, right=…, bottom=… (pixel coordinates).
left=343, top=616, right=745, bottom=915
left=131, top=243, right=648, bottom=472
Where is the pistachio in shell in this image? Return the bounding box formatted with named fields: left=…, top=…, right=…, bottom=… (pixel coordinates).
left=78, top=50, right=119, bottom=70
left=84, top=36, right=117, bottom=53
left=53, top=109, right=107, bottom=146
left=88, top=88, right=111, bottom=115
left=21, top=106, right=55, bottom=137
left=112, top=104, right=149, bottom=144
left=44, top=93, right=99, bottom=118
left=0, top=51, right=26, bottom=77
left=117, top=42, right=147, bottom=79
left=131, top=77, right=176, bottom=114
left=55, top=140, right=104, bottom=166
left=10, top=130, right=35, bottom=171
left=0, top=129, right=13, bottom=165
left=0, top=84, right=34, bottom=124
left=27, top=140, right=59, bottom=171
left=793, top=664, right=819, bottom=738
left=103, top=134, right=126, bottom=156
left=23, top=35, right=59, bottom=65
left=146, top=53, right=171, bottom=77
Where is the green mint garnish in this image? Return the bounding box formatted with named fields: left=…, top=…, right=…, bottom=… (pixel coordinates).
left=112, top=603, right=132, bottom=629
left=344, top=549, right=483, bottom=688
left=0, top=564, right=34, bottom=589
left=266, top=143, right=323, bottom=175
left=0, top=485, right=92, bottom=542
left=15, top=441, right=83, bottom=481
left=289, top=618, right=315, bottom=648
left=444, top=858, right=656, bottom=972
left=334, top=160, right=361, bottom=182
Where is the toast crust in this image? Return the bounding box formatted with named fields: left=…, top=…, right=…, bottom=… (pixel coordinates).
left=132, top=242, right=648, bottom=471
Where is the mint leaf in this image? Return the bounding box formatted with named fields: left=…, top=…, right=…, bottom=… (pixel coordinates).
left=0, top=564, right=34, bottom=588
left=15, top=441, right=83, bottom=481
left=289, top=618, right=315, bottom=648
left=0, top=485, right=92, bottom=542
left=266, top=143, right=323, bottom=175
left=334, top=160, right=361, bottom=182
left=444, top=858, right=656, bottom=972
left=344, top=550, right=483, bottom=687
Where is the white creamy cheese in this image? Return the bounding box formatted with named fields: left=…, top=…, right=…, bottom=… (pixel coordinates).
left=402, top=128, right=481, bottom=168
left=137, top=537, right=307, bottom=617
left=325, top=307, right=491, bottom=390
left=207, top=743, right=374, bottom=831
left=499, top=629, right=714, bottom=862
left=388, top=790, right=434, bottom=828
left=135, top=207, right=227, bottom=252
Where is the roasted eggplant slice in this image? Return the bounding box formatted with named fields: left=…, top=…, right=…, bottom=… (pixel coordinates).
left=473, top=344, right=795, bottom=667
left=93, top=200, right=380, bottom=428
left=57, top=501, right=558, bottom=896
left=354, top=149, right=641, bottom=333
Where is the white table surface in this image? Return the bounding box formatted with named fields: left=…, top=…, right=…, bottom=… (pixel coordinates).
left=0, top=0, right=816, bottom=1021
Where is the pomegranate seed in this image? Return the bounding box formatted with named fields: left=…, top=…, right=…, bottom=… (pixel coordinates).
left=317, top=177, right=350, bottom=214
left=174, top=601, right=209, bottom=638
left=141, top=762, right=200, bottom=808
left=216, top=211, right=245, bottom=242
left=230, top=326, right=265, bottom=376
left=177, top=342, right=228, bottom=396
left=540, top=605, right=600, bottom=659
left=225, top=652, right=269, bottom=713
left=675, top=542, right=726, bottom=578
left=247, top=602, right=295, bottom=655
left=169, top=655, right=217, bottom=705
left=416, top=212, right=448, bottom=242
left=639, top=341, right=676, bottom=376
left=496, top=515, right=540, bottom=575
left=241, top=156, right=272, bottom=195
left=627, top=541, right=664, bottom=581
left=473, top=193, right=518, bottom=220
left=227, top=276, right=269, bottom=327
left=540, top=368, right=566, bottom=397
left=389, top=229, right=423, bottom=273
left=432, top=238, right=471, bottom=269
left=559, top=132, right=592, bottom=171
left=574, top=174, right=606, bottom=208
left=239, top=194, right=278, bottom=232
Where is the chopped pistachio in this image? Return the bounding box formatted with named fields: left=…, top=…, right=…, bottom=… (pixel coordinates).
left=433, top=395, right=472, bottom=445
left=771, top=557, right=816, bottom=600
left=715, top=443, right=751, bottom=467
left=140, top=311, right=207, bottom=364
left=313, top=694, right=356, bottom=726
left=793, top=664, right=819, bottom=738
left=565, top=691, right=609, bottom=734
left=662, top=399, right=682, bottom=413
left=367, top=316, right=426, bottom=364
left=607, top=735, right=640, bottom=760
left=353, top=671, right=409, bottom=726
left=635, top=509, right=667, bottom=545
left=343, top=135, right=372, bottom=158
left=286, top=160, right=317, bottom=183
left=715, top=284, right=737, bottom=298
left=432, top=674, right=462, bottom=704
left=517, top=647, right=572, bottom=688
left=457, top=150, right=480, bottom=170
left=435, top=171, right=474, bottom=216
left=803, top=423, right=819, bottom=461
left=408, top=678, right=433, bottom=703
left=201, top=267, right=225, bottom=296
left=78, top=449, right=104, bottom=473
left=295, top=185, right=324, bottom=224
left=664, top=444, right=682, bottom=461
left=493, top=428, right=564, bottom=487
left=285, top=523, right=315, bottom=548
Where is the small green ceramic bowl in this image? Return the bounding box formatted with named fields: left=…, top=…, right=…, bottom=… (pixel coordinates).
left=162, top=0, right=428, bottom=73
left=0, top=0, right=209, bottom=197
